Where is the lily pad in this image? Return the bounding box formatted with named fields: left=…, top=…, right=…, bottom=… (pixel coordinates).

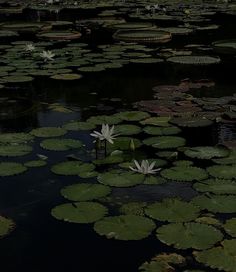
left=161, top=166, right=208, bottom=182
left=0, top=132, right=34, bottom=144
left=184, top=146, right=229, bottom=160
left=143, top=126, right=181, bottom=136
left=145, top=198, right=200, bottom=223
left=170, top=117, right=213, bottom=128
left=116, top=111, right=150, bottom=121
left=194, top=239, right=236, bottom=272
left=24, top=160, right=47, bottom=167
left=119, top=202, right=147, bottom=216
left=143, top=136, right=186, bottom=149
left=61, top=184, right=111, bottom=202
left=107, top=137, right=142, bottom=152
left=62, top=121, right=96, bottom=131
left=139, top=253, right=185, bottom=272
left=51, top=161, right=95, bottom=176
left=0, top=145, right=32, bottom=157
left=140, top=117, right=171, bottom=127
left=40, top=138, right=83, bottom=151
left=156, top=222, right=223, bottom=250
left=30, top=127, right=67, bottom=138
left=193, top=179, right=236, bottom=194
left=207, top=165, right=236, bottom=180
left=167, top=55, right=221, bottom=65
left=0, top=216, right=15, bottom=238
left=115, top=124, right=142, bottom=136
left=51, top=202, right=107, bottom=224
left=224, top=218, right=236, bottom=238
left=212, top=149, right=236, bottom=165
left=98, top=170, right=144, bottom=187
left=87, top=115, right=121, bottom=125
left=0, top=162, right=27, bottom=176
left=94, top=215, right=156, bottom=240
left=191, top=194, right=236, bottom=213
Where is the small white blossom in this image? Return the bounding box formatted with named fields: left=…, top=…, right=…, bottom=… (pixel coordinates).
left=39, top=50, right=55, bottom=61
left=129, top=160, right=161, bottom=175
left=25, top=43, right=35, bottom=52
left=90, top=124, right=119, bottom=144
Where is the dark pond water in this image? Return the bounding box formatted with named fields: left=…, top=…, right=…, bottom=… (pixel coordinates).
left=0, top=2, right=236, bottom=272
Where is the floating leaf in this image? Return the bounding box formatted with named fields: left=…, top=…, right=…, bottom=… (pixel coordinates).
left=61, top=184, right=111, bottom=202
left=51, top=202, right=107, bottom=224
left=161, top=166, right=208, bottom=182
left=0, top=145, right=32, bottom=157
left=143, top=126, right=181, bottom=136
left=0, top=216, right=15, bottom=238
left=0, top=162, right=27, bottom=176
left=116, top=111, right=150, bottom=121
left=193, top=179, right=236, bottom=194
left=119, top=202, right=147, bottom=216
left=191, top=194, right=236, bottom=213
left=63, top=121, right=96, bottom=131
left=40, top=138, right=83, bottom=151
left=184, top=146, right=229, bottom=160
left=207, top=165, right=236, bottom=180
left=224, top=218, right=236, bottom=238
left=145, top=198, right=200, bottom=223
left=51, top=161, right=95, bottom=176
left=194, top=240, right=236, bottom=272
left=143, top=136, right=186, bottom=149
left=0, top=132, right=34, bottom=144
left=156, top=222, right=223, bottom=250
left=115, top=124, right=142, bottom=136
left=24, top=160, right=47, bottom=167
left=30, top=127, right=67, bottom=138
left=94, top=215, right=156, bottom=240
left=98, top=170, right=144, bottom=187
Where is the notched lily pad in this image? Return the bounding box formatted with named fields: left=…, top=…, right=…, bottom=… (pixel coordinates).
left=94, top=215, right=156, bottom=240
left=51, top=202, right=108, bottom=224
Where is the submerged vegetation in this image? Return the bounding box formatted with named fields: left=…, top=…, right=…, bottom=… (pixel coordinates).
left=0, top=0, right=236, bottom=271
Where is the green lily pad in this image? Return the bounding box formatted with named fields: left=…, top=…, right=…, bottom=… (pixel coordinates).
left=0, top=216, right=15, bottom=238
left=145, top=198, right=200, bottom=223
left=87, top=114, right=121, bottom=125
left=143, top=136, right=186, bottom=149
left=61, top=184, right=111, bottom=202
left=0, top=145, right=32, bottom=157
left=30, top=127, right=67, bottom=138
left=173, top=160, right=194, bottom=167
left=167, top=55, right=221, bottom=65
left=194, top=239, right=236, bottom=272
left=93, top=154, right=124, bottom=165
left=62, top=121, right=96, bottom=131
left=193, top=179, right=236, bottom=194
left=115, top=124, right=142, bottom=136
left=51, top=161, right=95, bottom=176
left=191, top=194, right=236, bottom=213
left=207, top=165, right=236, bottom=180
left=116, top=111, right=150, bottom=121
left=212, top=149, right=236, bottom=165
left=50, top=73, right=82, bottom=80
left=140, top=117, right=171, bottom=127
left=170, top=117, right=213, bottom=128
left=161, top=166, right=208, bottom=182
left=139, top=253, right=185, bottom=272
left=0, top=132, right=34, bottom=144
left=184, top=146, right=229, bottom=160
left=94, top=215, right=156, bottom=240
left=24, top=160, right=47, bottom=167
left=40, top=138, right=83, bottom=151
left=223, top=218, right=236, bottom=239
left=98, top=170, right=144, bottom=187
left=51, top=202, right=108, bottom=224
left=0, top=162, right=27, bottom=176
left=156, top=222, right=223, bottom=250
left=143, top=126, right=181, bottom=136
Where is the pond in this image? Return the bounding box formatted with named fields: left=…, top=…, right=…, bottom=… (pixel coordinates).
left=0, top=0, right=236, bottom=271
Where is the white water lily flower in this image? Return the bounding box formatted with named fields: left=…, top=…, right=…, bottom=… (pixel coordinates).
left=90, top=124, right=118, bottom=144
left=39, top=50, right=55, bottom=61
left=25, top=43, right=35, bottom=52
left=129, top=160, right=161, bottom=175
